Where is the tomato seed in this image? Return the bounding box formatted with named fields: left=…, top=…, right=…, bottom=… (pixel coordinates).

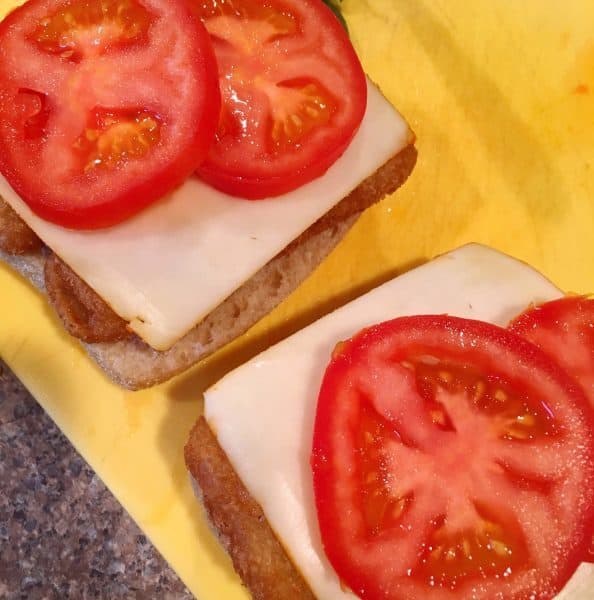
left=474, top=380, right=486, bottom=401
left=516, top=414, right=535, bottom=426
left=490, top=539, right=511, bottom=557
left=445, top=547, right=457, bottom=561
left=494, top=389, right=508, bottom=403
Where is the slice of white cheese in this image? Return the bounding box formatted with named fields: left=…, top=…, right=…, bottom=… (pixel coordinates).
left=0, top=79, right=411, bottom=350
left=205, top=243, right=594, bottom=599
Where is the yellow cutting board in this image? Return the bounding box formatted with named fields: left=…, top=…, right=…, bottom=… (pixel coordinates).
left=1, top=1, right=594, bottom=598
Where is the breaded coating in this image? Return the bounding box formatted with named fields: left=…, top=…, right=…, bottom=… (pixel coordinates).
left=44, top=253, right=132, bottom=343
left=185, top=417, right=316, bottom=600
left=0, top=197, right=42, bottom=255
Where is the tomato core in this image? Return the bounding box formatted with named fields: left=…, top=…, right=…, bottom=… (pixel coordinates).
left=312, top=316, right=594, bottom=599
left=353, top=354, right=553, bottom=590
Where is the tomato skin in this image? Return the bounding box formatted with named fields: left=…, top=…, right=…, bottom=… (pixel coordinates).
left=312, top=315, right=594, bottom=599
left=0, top=0, right=221, bottom=229
left=193, top=0, right=367, bottom=199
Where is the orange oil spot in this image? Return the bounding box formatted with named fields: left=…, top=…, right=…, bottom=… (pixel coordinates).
left=574, top=84, right=590, bottom=95
left=570, top=44, right=594, bottom=96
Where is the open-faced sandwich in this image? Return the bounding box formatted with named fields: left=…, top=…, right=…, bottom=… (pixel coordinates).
left=185, top=244, right=594, bottom=599
left=0, top=0, right=416, bottom=389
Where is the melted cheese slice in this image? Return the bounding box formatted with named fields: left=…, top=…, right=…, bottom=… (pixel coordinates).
left=205, top=244, right=594, bottom=599
left=0, top=79, right=411, bottom=350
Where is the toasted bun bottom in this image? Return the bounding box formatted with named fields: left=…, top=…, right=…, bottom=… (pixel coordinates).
left=185, top=417, right=316, bottom=600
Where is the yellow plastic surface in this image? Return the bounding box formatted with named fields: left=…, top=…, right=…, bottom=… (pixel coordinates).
left=1, top=1, right=594, bottom=598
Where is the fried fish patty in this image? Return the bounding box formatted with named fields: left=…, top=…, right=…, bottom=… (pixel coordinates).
left=185, top=417, right=316, bottom=600
left=44, top=253, right=132, bottom=344
left=0, top=198, right=42, bottom=255
left=0, top=196, right=131, bottom=343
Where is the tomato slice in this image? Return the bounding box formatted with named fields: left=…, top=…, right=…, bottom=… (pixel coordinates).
left=509, top=295, right=594, bottom=563
left=311, top=316, right=594, bottom=599
left=192, top=0, right=367, bottom=199
left=0, top=0, right=220, bottom=229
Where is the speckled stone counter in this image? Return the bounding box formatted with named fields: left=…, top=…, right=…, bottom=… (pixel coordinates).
left=0, top=360, right=194, bottom=600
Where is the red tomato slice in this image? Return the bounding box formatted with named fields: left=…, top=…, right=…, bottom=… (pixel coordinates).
left=311, top=315, right=594, bottom=599
left=192, top=0, right=367, bottom=199
left=509, top=295, right=594, bottom=563
left=0, top=0, right=220, bottom=229
left=509, top=296, right=594, bottom=409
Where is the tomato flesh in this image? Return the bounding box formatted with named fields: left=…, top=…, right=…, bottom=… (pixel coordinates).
left=311, top=316, right=594, bottom=599
left=0, top=0, right=220, bottom=229
left=193, top=0, right=367, bottom=199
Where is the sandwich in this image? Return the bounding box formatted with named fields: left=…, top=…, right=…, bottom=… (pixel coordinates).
left=0, top=0, right=416, bottom=389
left=185, top=244, right=594, bottom=599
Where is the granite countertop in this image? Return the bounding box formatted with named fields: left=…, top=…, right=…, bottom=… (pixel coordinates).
left=0, top=360, right=194, bottom=600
